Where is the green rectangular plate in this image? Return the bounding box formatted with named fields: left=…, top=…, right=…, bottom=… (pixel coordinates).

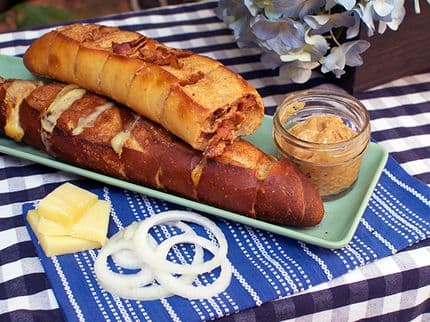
left=0, top=55, right=388, bottom=249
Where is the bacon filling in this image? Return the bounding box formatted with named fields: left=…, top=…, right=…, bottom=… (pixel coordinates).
left=203, top=94, right=257, bottom=158
left=112, top=37, right=193, bottom=68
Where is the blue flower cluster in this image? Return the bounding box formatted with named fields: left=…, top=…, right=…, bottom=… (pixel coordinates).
left=217, top=0, right=428, bottom=83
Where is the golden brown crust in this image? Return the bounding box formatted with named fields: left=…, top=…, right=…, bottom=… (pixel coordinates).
left=23, top=23, right=264, bottom=157
left=197, top=158, right=259, bottom=217
left=99, top=54, right=146, bottom=103
left=254, top=159, right=306, bottom=226
left=47, top=32, right=80, bottom=84
left=0, top=80, right=324, bottom=227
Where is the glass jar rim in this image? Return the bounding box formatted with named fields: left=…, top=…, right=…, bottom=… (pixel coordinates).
left=273, top=89, right=371, bottom=151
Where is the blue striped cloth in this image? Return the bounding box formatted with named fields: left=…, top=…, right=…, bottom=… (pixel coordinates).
left=22, top=153, right=430, bottom=321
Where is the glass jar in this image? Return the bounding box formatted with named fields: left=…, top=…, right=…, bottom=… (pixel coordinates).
left=273, top=89, right=371, bottom=200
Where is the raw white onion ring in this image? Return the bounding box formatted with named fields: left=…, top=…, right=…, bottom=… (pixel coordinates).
left=111, top=249, right=141, bottom=270
left=110, top=223, right=142, bottom=269
left=95, top=220, right=206, bottom=300
left=133, top=211, right=228, bottom=275
left=154, top=234, right=232, bottom=299
left=112, top=221, right=193, bottom=270
left=94, top=239, right=154, bottom=290
left=95, top=236, right=204, bottom=300
left=94, top=210, right=232, bottom=301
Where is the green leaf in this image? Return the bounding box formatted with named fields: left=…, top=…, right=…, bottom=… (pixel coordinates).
left=12, top=4, right=75, bottom=29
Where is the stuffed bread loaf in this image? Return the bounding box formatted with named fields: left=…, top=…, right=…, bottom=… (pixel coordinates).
left=0, top=78, right=324, bottom=227
left=23, top=23, right=264, bottom=157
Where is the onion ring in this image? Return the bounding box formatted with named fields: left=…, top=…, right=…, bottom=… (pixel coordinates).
left=94, top=239, right=154, bottom=290
left=133, top=211, right=228, bottom=275
left=112, top=220, right=199, bottom=269
left=95, top=236, right=199, bottom=301
left=154, top=235, right=232, bottom=299
left=111, top=249, right=141, bottom=270
left=110, top=223, right=142, bottom=269
left=94, top=210, right=232, bottom=301
left=95, top=220, right=206, bottom=300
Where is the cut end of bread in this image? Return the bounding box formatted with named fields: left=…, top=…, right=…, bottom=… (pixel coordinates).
left=200, top=93, right=264, bottom=157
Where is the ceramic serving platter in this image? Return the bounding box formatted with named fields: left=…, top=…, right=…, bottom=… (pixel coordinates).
left=0, top=55, right=388, bottom=249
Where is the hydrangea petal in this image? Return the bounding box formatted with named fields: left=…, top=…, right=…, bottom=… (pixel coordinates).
left=303, top=14, right=331, bottom=29
left=305, top=12, right=355, bottom=34
left=386, top=0, right=405, bottom=30
left=336, top=0, right=357, bottom=10
left=278, top=20, right=305, bottom=49
left=358, top=3, right=375, bottom=36
left=298, top=0, right=325, bottom=18
left=251, top=15, right=279, bottom=40
left=326, top=0, right=357, bottom=10
left=280, top=61, right=319, bottom=83
left=346, top=11, right=361, bottom=39
left=305, top=30, right=328, bottom=57
left=320, top=46, right=346, bottom=78
left=342, top=40, right=370, bottom=66
left=373, top=0, right=395, bottom=17
left=278, top=0, right=307, bottom=18
left=378, top=20, right=387, bottom=33
left=280, top=49, right=312, bottom=62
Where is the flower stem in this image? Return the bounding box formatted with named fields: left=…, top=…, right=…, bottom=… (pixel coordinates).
left=330, top=29, right=341, bottom=47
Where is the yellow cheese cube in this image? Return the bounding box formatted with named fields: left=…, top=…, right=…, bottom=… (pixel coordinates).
left=27, top=209, right=101, bottom=257
left=71, top=200, right=111, bottom=246
left=38, top=216, right=70, bottom=236
left=37, top=183, right=98, bottom=226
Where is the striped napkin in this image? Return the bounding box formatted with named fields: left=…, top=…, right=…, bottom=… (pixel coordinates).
left=22, top=153, right=430, bottom=321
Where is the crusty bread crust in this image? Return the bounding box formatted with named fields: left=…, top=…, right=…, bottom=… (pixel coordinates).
left=23, top=23, right=265, bottom=157
left=0, top=79, right=324, bottom=227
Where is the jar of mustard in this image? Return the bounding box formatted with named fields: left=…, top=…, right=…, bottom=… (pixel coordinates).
left=273, top=89, right=371, bottom=200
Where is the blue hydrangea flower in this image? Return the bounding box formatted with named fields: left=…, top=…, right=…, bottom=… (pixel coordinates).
left=217, top=0, right=426, bottom=83
left=320, top=40, right=370, bottom=78
left=251, top=15, right=306, bottom=54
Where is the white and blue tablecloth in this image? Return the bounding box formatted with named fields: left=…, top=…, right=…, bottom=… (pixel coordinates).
left=1, top=1, right=429, bottom=321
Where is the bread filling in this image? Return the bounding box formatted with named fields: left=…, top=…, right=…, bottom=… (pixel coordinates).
left=41, top=85, right=86, bottom=153
left=4, top=80, right=41, bottom=141
left=72, top=102, right=113, bottom=135
left=110, top=114, right=140, bottom=157
left=112, top=37, right=193, bottom=69
left=191, top=157, right=207, bottom=197
left=203, top=94, right=257, bottom=157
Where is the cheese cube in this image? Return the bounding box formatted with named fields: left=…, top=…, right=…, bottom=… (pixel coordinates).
left=71, top=200, right=111, bottom=246
left=27, top=209, right=101, bottom=257
left=38, top=215, right=70, bottom=236
left=37, top=183, right=98, bottom=226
